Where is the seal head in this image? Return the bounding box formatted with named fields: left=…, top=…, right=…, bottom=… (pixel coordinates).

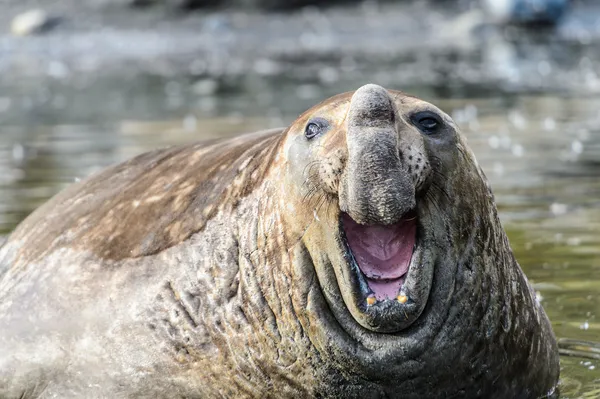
left=285, top=84, right=452, bottom=333
left=280, top=84, right=558, bottom=397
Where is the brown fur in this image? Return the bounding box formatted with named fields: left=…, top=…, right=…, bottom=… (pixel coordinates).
left=9, top=130, right=282, bottom=263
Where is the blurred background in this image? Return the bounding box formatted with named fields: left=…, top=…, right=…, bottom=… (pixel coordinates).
left=0, top=0, right=599, bottom=396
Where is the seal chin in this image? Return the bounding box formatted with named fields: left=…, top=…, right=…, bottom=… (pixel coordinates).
left=338, top=210, right=428, bottom=333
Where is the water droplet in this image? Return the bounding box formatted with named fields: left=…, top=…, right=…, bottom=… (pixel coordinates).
left=192, top=79, right=218, bottom=96
left=488, top=135, right=500, bottom=149
left=493, top=162, right=504, bottom=176
left=542, top=118, right=556, bottom=131
left=550, top=203, right=567, bottom=216
left=11, top=144, right=25, bottom=162
left=511, top=144, right=524, bottom=157
left=509, top=110, right=527, bottom=130
left=571, top=140, right=583, bottom=154
left=183, top=115, right=197, bottom=132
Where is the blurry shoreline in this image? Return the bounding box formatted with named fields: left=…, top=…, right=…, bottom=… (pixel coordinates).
left=1, top=1, right=600, bottom=128
left=1, top=2, right=600, bottom=84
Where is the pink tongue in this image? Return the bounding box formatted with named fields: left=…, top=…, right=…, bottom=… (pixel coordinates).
left=342, top=213, right=416, bottom=300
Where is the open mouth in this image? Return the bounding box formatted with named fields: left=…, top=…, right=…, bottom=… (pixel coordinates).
left=341, top=212, right=417, bottom=302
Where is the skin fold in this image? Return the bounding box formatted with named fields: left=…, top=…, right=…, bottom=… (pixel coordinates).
left=0, top=85, right=559, bottom=398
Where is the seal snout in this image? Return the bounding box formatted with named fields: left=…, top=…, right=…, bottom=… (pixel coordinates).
left=346, top=84, right=396, bottom=128
left=340, top=84, right=416, bottom=225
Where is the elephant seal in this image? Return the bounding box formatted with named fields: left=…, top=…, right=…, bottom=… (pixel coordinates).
left=0, top=84, right=559, bottom=398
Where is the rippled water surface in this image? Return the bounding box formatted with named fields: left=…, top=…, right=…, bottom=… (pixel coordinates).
left=0, top=77, right=599, bottom=396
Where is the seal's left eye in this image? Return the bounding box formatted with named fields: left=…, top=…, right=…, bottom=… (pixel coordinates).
left=411, top=111, right=443, bottom=134
left=305, top=118, right=329, bottom=140
left=419, top=117, right=438, bottom=129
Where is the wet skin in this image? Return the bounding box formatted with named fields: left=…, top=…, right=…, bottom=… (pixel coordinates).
left=0, top=85, right=559, bottom=398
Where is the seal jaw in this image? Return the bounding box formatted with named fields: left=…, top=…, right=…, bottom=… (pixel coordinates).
left=338, top=210, right=431, bottom=333
left=341, top=211, right=416, bottom=300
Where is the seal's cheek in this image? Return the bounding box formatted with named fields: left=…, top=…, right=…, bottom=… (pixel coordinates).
left=283, top=129, right=346, bottom=198
left=279, top=134, right=330, bottom=233
left=283, top=134, right=314, bottom=191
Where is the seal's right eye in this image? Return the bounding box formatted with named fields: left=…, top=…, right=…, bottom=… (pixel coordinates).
left=305, top=118, right=329, bottom=140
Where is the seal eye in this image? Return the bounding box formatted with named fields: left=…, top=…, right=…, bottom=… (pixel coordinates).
left=419, top=117, right=438, bottom=129
left=412, top=111, right=443, bottom=134
left=305, top=118, right=329, bottom=140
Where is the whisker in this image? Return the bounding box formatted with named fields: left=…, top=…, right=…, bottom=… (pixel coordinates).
left=425, top=190, right=443, bottom=216
left=303, top=160, right=322, bottom=176
left=430, top=181, right=451, bottom=203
